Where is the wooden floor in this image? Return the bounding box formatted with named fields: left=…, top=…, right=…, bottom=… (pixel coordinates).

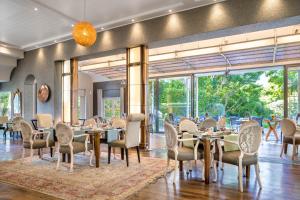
left=0, top=133, right=300, bottom=200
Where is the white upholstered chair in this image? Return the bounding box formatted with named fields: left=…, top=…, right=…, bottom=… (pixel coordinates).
left=36, top=114, right=53, bottom=129
left=108, top=113, right=145, bottom=167
left=20, top=120, right=54, bottom=161
left=84, top=118, right=97, bottom=127
left=214, top=125, right=262, bottom=192
left=200, top=118, right=217, bottom=130
left=55, top=123, right=94, bottom=172
left=280, top=118, right=300, bottom=160
left=111, top=118, right=126, bottom=129
left=165, top=121, right=205, bottom=183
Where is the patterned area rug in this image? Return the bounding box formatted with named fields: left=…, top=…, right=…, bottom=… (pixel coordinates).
left=0, top=153, right=172, bottom=200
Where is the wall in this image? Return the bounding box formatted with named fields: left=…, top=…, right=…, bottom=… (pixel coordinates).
left=78, top=72, right=93, bottom=118
left=93, top=80, right=122, bottom=116
left=1, top=0, right=300, bottom=120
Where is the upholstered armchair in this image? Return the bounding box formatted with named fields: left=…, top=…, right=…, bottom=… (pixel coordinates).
left=36, top=114, right=53, bottom=129
left=84, top=118, right=97, bottom=127
left=108, top=113, right=145, bottom=167
left=55, top=123, right=94, bottom=172
left=280, top=119, right=300, bottom=160
left=111, top=118, right=126, bottom=129
left=200, top=118, right=217, bottom=130
left=165, top=121, right=205, bottom=183
left=20, top=120, right=54, bottom=161
left=214, top=125, right=262, bottom=192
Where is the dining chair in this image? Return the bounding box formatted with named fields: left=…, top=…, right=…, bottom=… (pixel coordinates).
left=165, top=121, right=206, bottom=183
left=0, top=116, right=8, bottom=138
left=217, top=116, right=226, bottom=130
left=6, top=116, right=23, bottom=139
left=200, top=118, right=217, bottom=130
left=36, top=114, right=53, bottom=129
left=108, top=113, right=145, bottom=167
left=84, top=118, right=97, bottom=127
left=280, top=118, right=300, bottom=160
left=214, top=125, right=262, bottom=192
left=240, top=120, right=259, bottom=130
left=19, top=120, right=54, bottom=161
left=55, top=123, right=94, bottom=172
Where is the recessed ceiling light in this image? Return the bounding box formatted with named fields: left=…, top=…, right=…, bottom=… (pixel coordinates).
left=168, top=9, right=173, bottom=13
left=54, top=40, right=57, bottom=43
left=71, top=24, right=74, bottom=27
left=101, top=27, right=104, bottom=30
left=34, top=7, right=38, bottom=11
left=131, top=19, right=135, bottom=22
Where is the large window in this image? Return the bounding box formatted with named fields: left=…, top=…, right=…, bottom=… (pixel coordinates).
left=104, top=97, right=121, bottom=119
left=0, top=92, right=11, bottom=118
left=288, top=67, right=300, bottom=120
left=195, top=68, right=284, bottom=121
left=158, top=77, right=191, bottom=131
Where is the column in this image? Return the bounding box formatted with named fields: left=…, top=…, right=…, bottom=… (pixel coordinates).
left=126, top=45, right=148, bottom=148
left=71, top=58, right=78, bottom=125
left=284, top=65, right=288, bottom=118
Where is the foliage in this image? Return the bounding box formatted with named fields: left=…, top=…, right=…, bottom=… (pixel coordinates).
left=0, top=92, right=10, bottom=116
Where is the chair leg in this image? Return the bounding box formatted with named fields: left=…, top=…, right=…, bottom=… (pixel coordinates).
left=280, top=143, right=285, bottom=157
left=22, top=148, right=25, bottom=162
left=113, top=147, right=116, bottom=159
left=201, top=159, right=205, bottom=180
left=121, top=148, right=124, bottom=160
left=89, top=150, right=94, bottom=166
left=173, top=154, right=178, bottom=183
left=136, top=146, right=140, bottom=163
left=238, top=163, right=243, bottom=192
left=165, top=157, right=170, bottom=176
left=108, top=146, right=111, bottom=164
left=70, top=151, right=74, bottom=172
left=213, top=160, right=217, bottom=182
left=56, top=146, right=60, bottom=170
left=292, top=144, right=296, bottom=160
left=125, top=148, right=129, bottom=167
left=30, top=148, right=33, bottom=162
left=50, top=147, right=53, bottom=157
left=255, top=164, right=262, bottom=189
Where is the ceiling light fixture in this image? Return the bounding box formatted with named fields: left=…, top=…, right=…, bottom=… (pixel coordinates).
left=72, top=0, right=97, bottom=47
left=168, top=9, right=173, bottom=13
left=131, top=19, right=135, bottom=22
left=101, top=27, right=104, bottom=30
left=34, top=7, right=38, bottom=11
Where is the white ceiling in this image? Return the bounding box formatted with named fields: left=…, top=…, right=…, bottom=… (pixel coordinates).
left=0, top=0, right=223, bottom=50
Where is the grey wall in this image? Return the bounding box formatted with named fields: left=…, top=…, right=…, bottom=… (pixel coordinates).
left=1, top=0, right=300, bottom=121
left=78, top=72, right=93, bottom=118
left=93, top=80, right=121, bottom=116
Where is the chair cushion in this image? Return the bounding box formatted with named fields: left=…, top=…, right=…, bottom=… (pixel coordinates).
left=283, top=134, right=300, bottom=145
left=109, top=140, right=126, bottom=148
left=214, top=151, right=258, bottom=166
left=59, top=142, right=93, bottom=154
left=168, top=146, right=203, bottom=161
left=24, top=139, right=55, bottom=149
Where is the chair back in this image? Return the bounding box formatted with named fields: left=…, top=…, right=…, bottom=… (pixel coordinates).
left=179, top=119, right=198, bottom=133
left=251, top=116, right=263, bottom=127
left=112, top=118, right=126, bottom=129
left=36, top=114, right=53, bottom=128
left=84, top=118, right=97, bottom=127
left=238, top=125, right=262, bottom=154
left=0, top=116, right=8, bottom=124
left=56, top=123, right=74, bottom=145
left=201, top=118, right=217, bottom=129
left=179, top=119, right=197, bottom=148
left=217, top=117, right=226, bottom=129
left=164, top=121, right=178, bottom=151
left=20, top=120, right=33, bottom=143
left=280, top=118, right=296, bottom=137
left=125, top=113, right=145, bottom=148
left=12, top=116, right=23, bottom=131
left=240, top=120, right=259, bottom=130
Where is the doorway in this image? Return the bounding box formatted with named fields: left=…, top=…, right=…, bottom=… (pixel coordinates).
left=24, top=74, right=37, bottom=121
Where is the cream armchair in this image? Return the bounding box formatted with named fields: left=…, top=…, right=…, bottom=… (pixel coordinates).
left=108, top=113, right=145, bottom=167
left=214, top=125, right=262, bottom=192
left=164, top=121, right=204, bottom=183
left=19, top=120, right=54, bottom=161
left=280, top=118, right=300, bottom=160
left=36, top=114, right=53, bottom=129
left=55, top=123, right=94, bottom=172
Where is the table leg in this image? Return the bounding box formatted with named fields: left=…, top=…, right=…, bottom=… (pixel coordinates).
left=246, top=166, right=250, bottom=178
left=284, top=143, right=288, bottom=154
left=179, top=161, right=183, bottom=172
left=204, top=138, right=210, bottom=184
left=94, top=132, right=100, bottom=168
left=121, top=148, right=124, bottom=160
left=62, top=153, right=66, bottom=162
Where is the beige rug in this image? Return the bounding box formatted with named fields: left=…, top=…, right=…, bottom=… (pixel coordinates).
left=0, top=153, right=172, bottom=200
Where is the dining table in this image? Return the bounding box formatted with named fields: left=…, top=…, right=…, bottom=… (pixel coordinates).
left=190, top=129, right=246, bottom=184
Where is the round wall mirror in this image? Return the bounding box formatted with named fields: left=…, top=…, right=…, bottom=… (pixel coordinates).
left=38, top=84, right=50, bottom=103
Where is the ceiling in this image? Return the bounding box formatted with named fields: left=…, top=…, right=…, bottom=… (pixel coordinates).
left=79, top=24, right=300, bottom=81
left=0, top=0, right=223, bottom=50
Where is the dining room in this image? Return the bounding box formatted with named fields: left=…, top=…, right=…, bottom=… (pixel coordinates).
left=1, top=0, right=300, bottom=200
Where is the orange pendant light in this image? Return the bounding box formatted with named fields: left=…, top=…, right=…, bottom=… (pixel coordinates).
left=72, top=0, right=97, bottom=47
left=72, top=21, right=97, bottom=47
